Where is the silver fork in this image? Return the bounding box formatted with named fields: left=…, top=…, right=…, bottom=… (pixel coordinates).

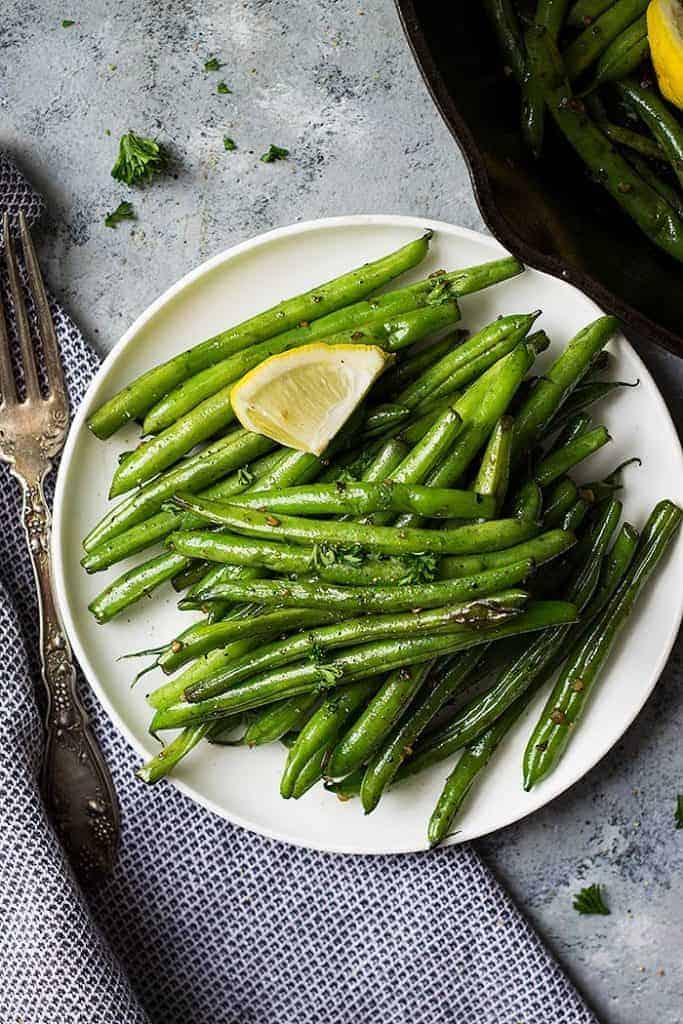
left=0, top=211, right=118, bottom=883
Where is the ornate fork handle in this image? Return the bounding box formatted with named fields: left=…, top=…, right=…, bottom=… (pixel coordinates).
left=19, top=472, right=119, bottom=882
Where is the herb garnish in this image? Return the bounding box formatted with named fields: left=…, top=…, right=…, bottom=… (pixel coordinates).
left=676, top=794, right=683, bottom=829
left=111, top=131, right=168, bottom=187
left=314, top=663, right=343, bottom=691
left=398, top=552, right=439, bottom=585
left=237, top=465, right=254, bottom=487
left=62, top=18, right=75, bottom=27
left=104, top=201, right=136, bottom=229
left=204, top=56, right=223, bottom=72
left=572, top=884, right=610, bottom=916
left=223, top=136, right=237, bottom=151
left=312, top=542, right=365, bottom=572
left=260, top=144, right=289, bottom=163
left=217, top=81, right=231, bottom=95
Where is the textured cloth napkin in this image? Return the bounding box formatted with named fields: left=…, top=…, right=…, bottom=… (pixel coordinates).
left=0, top=154, right=598, bottom=1024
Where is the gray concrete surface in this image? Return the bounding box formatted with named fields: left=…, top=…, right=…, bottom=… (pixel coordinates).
left=2, top=1, right=682, bottom=1021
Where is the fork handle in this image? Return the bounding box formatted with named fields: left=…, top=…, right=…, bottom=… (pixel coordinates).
left=19, top=474, right=119, bottom=883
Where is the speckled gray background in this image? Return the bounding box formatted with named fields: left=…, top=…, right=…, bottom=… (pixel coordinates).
left=2, top=1, right=682, bottom=1021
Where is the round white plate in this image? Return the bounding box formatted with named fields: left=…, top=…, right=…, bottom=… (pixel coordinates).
left=52, top=215, right=683, bottom=854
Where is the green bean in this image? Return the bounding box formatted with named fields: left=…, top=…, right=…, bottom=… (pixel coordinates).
left=223, top=481, right=498, bottom=520
left=156, top=608, right=337, bottom=674
left=584, top=14, right=648, bottom=89
left=137, top=722, right=214, bottom=783
left=601, top=121, right=665, bottom=160
left=428, top=686, right=536, bottom=845
left=398, top=500, right=619, bottom=779
left=185, top=595, right=526, bottom=704
left=627, top=154, right=683, bottom=219
left=563, top=0, right=649, bottom=80
left=567, top=0, right=617, bottom=29
left=280, top=679, right=380, bottom=798
left=440, top=528, right=575, bottom=578
left=360, top=647, right=486, bottom=814
left=526, top=27, right=683, bottom=262
left=521, top=0, right=571, bottom=157
left=549, top=412, right=593, bottom=450
left=109, top=302, right=460, bottom=497
left=534, top=425, right=610, bottom=487
left=173, top=493, right=539, bottom=557
left=574, top=521, right=638, bottom=630
left=358, top=438, right=408, bottom=481
left=561, top=496, right=591, bottom=531
left=542, top=478, right=579, bottom=527
left=523, top=500, right=681, bottom=788
left=395, top=313, right=538, bottom=411
left=473, top=416, right=514, bottom=514
left=512, top=314, right=619, bottom=461
left=88, top=234, right=432, bottom=439
left=580, top=456, right=641, bottom=503
left=507, top=480, right=540, bottom=522
left=326, top=661, right=434, bottom=780
left=149, top=601, right=579, bottom=731
left=291, top=744, right=332, bottom=798
left=145, top=638, right=261, bottom=711
left=171, top=558, right=211, bottom=593
left=483, top=0, right=526, bottom=81
left=361, top=404, right=411, bottom=438
left=616, top=79, right=683, bottom=191
left=84, top=431, right=276, bottom=552
left=242, top=693, right=320, bottom=747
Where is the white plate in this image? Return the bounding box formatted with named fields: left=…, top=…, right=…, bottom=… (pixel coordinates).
left=52, top=215, right=683, bottom=854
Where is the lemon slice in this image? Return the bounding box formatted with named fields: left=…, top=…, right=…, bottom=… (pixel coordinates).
left=231, top=342, right=393, bottom=455
left=648, top=0, right=683, bottom=110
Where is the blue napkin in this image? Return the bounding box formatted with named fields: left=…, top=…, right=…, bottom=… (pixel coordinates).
left=0, top=154, right=597, bottom=1024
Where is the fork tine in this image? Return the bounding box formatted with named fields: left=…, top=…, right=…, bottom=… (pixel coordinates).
left=3, top=211, right=41, bottom=401
left=0, top=252, right=17, bottom=406
left=19, top=212, right=66, bottom=399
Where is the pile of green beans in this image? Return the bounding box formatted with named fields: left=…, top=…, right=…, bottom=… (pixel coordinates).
left=81, top=233, right=679, bottom=846
left=483, top=0, right=683, bottom=264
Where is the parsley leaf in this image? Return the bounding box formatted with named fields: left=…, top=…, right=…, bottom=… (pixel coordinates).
left=572, top=884, right=610, bottom=916
left=237, top=465, right=254, bottom=487
left=223, top=136, right=237, bottom=151
left=676, top=794, right=683, bottom=829
left=309, top=639, right=327, bottom=664
left=104, top=200, right=135, bottom=228
left=312, top=542, right=365, bottom=572
left=314, top=663, right=343, bottom=691
left=62, top=18, right=75, bottom=27
left=111, top=131, right=168, bottom=187
left=260, top=144, right=289, bottom=163
left=398, top=552, right=439, bottom=585
left=203, top=56, right=223, bottom=72
left=217, top=81, right=231, bottom=95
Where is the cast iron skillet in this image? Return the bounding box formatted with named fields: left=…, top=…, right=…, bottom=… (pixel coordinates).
left=396, top=1, right=683, bottom=357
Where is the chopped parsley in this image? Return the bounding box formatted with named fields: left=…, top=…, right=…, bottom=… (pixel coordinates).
left=572, top=884, right=610, bottom=916
left=237, top=465, right=254, bottom=487
left=217, top=81, right=232, bottom=95
left=260, top=144, right=289, bottom=163
left=314, top=663, right=343, bottom=691
left=309, top=639, right=327, bottom=664
left=104, top=200, right=136, bottom=228
left=223, top=136, right=237, bottom=151
left=312, top=542, right=365, bottom=572
left=676, top=794, right=683, bottom=829
left=111, top=131, right=168, bottom=187
left=398, top=552, right=439, bottom=585
left=61, top=19, right=75, bottom=27
left=203, top=56, right=223, bottom=72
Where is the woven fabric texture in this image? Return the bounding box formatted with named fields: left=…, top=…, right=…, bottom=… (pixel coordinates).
left=0, top=153, right=597, bottom=1024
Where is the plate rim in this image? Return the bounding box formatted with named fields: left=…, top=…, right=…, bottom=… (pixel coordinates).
left=52, top=213, right=683, bottom=855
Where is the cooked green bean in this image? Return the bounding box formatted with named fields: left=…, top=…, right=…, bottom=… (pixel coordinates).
left=137, top=722, right=216, bottom=783
left=512, top=314, right=618, bottom=460
left=440, top=528, right=575, bottom=579
left=372, top=333, right=462, bottom=402
left=563, top=0, right=649, bottom=80
left=534, top=425, right=610, bottom=487
left=360, top=647, right=487, bottom=814
left=600, top=121, right=665, bottom=161
left=89, top=233, right=433, bottom=439
left=483, top=0, right=526, bottom=81
left=567, top=0, right=617, bottom=29
left=150, top=601, right=578, bottom=731
left=542, top=478, right=579, bottom=527
left=585, top=14, right=648, bottom=89
left=242, top=693, right=320, bottom=747
left=543, top=379, right=638, bottom=436
left=325, top=771, right=365, bottom=800
left=616, top=79, right=683, bottom=191
left=291, top=743, right=333, bottom=799
left=509, top=480, right=543, bottom=521
left=281, top=678, right=380, bottom=798
left=326, top=661, right=434, bottom=780
left=472, top=416, right=514, bottom=513
left=627, top=154, right=683, bottom=220
left=523, top=500, right=681, bottom=788
left=562, top=497, right=591, bottom=532
left=521, top=0, right=571, bottom=157
left=185, top=595, right=526, bottom=704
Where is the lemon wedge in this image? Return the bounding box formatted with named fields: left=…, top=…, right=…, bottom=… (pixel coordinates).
left=231, top=343, right=393, bottom=454
left=648, top=0, right=683, bottom=110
